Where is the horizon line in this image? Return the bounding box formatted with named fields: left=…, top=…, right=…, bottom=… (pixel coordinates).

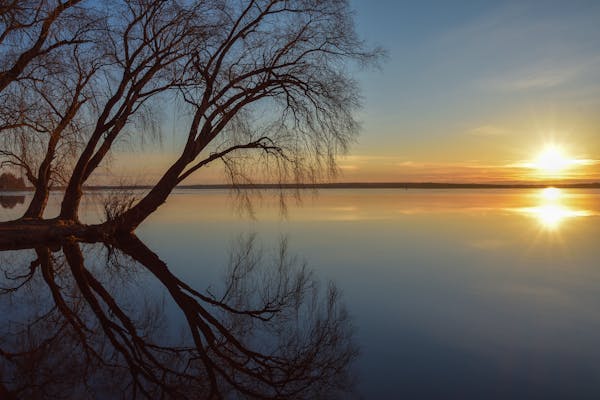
left=4, top=181, right=600, bottom=192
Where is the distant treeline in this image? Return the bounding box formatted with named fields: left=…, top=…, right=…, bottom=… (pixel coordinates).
left=3, top=180, right=599, bottom=192
left=0, top=173, right=26, bottom=190
left=82, top=182, right=600, bottom=191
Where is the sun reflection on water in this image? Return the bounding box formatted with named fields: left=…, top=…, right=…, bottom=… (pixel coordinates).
left=515, top=188, right=592, bottom=230
left=540, top=187, right=561, bottom=201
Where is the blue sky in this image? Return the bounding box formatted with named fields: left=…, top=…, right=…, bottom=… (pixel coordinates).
left=338, top=0, right=600, bottom=181
left=112, top=1, right=600, bottom=184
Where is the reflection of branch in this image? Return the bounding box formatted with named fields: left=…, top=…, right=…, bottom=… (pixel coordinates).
left=62, top=241, right=185, bottom=399
left=37, top=247, right=97, bottom=362
left=0, top=235, right=357, bottom=399
left=116, top=234, right=357, bottom=399
left=1, top=256, right=40, bottom=294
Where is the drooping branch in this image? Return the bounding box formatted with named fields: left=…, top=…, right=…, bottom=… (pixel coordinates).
left=0, top=0, right=380, bottom=230
left=177, top=136, right=287, bottom=184
left=21, top=48, right=98, bottom=218
left=102, top=0, right=378, bottom=231
left=58, top=0, right=206, bottom=221
left=0, top=149, right=37, bottom=185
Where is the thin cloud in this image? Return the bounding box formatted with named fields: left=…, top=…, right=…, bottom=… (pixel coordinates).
left=480, top=58, right=600, bottom=92
left=506, top=159, right=600, bottom=169
left=433, top=3, right=600, bottom=94
left=469, top=125, right=510, bottom=136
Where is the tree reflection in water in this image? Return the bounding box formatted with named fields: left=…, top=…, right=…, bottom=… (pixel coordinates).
left=0, top=196, right=25, bottom=209
left=0, top=235, right=357, bottom=399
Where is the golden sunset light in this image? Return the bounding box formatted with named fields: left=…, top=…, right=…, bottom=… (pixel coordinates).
left=528, top=204, right=590, bottom=230
left=540, top=187, right=561, bottom=201
left=534, top=145, right=570, bottom=175
left=1, top=2, right=600, bottom=398
left=515, top=188, right=593, bottom=230
left=501, top=143, right=600, bottom=182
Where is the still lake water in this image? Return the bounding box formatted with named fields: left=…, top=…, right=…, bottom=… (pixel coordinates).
left=1, top=188, right=600, bottom=399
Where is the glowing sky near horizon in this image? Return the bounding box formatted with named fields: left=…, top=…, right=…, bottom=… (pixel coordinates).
left=109, top=0, right=600, bottom=185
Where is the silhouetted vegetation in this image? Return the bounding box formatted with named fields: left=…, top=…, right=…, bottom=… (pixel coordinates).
left=0, top=0, right=380, bottom=238
left=0, top=172, right=25, bottom=190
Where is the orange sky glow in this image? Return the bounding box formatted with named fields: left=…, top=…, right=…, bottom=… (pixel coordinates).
left=103, top=1, right=600, bottom=186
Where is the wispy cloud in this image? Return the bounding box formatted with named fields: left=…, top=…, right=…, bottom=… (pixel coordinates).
left=336, top=155, right=600, bottom=183
left=480, top=57, right=600, bottom=92
left=433, top=3, right=600, bottom=94
left=483, top=66, right=579, bottom=91
left=506, top=159, right=600, bottom=169
left=469, top=125, right=510, bottom=136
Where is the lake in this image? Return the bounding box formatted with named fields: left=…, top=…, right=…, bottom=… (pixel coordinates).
left=1, top=188, right=600, bottom=399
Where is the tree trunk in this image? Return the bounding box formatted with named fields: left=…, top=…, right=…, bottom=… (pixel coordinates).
left=22, top=178, right=50, bottom=219
left=58, top=165, right=86, bottom=222
left=22, top=157, right=53, bottom=219
left=0, top=219, right=107, bottom=250
left=106, top=157, right=189, bottom=232
left=59, top=115, right=129, bottom=221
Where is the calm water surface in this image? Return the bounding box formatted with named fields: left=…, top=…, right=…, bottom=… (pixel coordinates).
left=1, top=188, right=600, bottom=399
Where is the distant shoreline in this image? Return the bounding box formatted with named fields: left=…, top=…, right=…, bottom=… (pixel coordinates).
left=3, top=182, right=600, bottom=192
left=176, top=182, right=600, bottom=190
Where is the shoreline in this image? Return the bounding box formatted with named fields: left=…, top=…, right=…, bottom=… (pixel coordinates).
left=1, top=182, right=600, bottom=192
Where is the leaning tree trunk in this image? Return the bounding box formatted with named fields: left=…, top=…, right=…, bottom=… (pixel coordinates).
left=58, top=160, right=88, bottom=222
left=59, top=115, right=132, bottom=222
left=105, top=157, right=190, bottom=233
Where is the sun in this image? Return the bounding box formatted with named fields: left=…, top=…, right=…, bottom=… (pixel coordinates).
left=534, top=145, right=569, bottom=174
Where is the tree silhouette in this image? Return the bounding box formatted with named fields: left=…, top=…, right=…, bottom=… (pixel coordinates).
left=0, top=172, right=25, bottom=189
left=0, top=0, right=380, bottom=243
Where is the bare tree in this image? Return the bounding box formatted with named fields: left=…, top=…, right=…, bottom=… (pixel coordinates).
left=1, top=0, right=104, bottom=219
left=1, top=44, right=101, bottom=218
left=0, top=0, right=380, bottom=244
left=57, top=0, right=212, bottom=221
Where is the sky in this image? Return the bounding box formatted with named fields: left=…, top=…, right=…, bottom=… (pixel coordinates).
left=112, top=0, right=600, bottom=184
left=343, top=0, right=600, bottom=183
